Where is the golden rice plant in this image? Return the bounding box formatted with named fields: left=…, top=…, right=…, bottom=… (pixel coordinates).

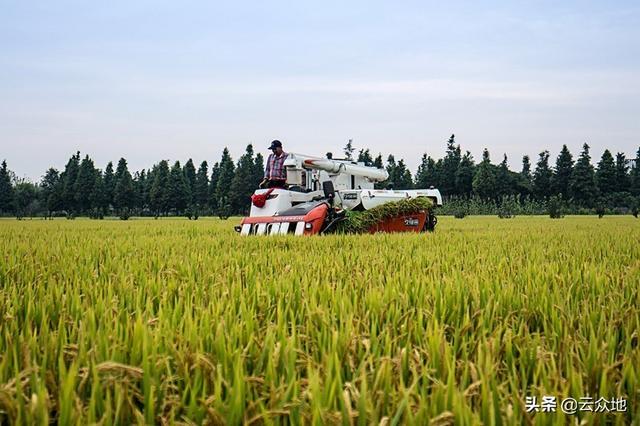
left=0, top=216, right=638, bottom=424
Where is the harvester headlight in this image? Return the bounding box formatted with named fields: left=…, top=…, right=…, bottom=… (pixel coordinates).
left=304, top=222, right=313, bottom=230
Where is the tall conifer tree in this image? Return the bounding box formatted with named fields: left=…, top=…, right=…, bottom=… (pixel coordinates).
left=571, top=143, right=598, bottom=207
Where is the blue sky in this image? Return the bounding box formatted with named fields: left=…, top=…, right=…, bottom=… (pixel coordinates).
left=1, top=0, right=639, bottom=180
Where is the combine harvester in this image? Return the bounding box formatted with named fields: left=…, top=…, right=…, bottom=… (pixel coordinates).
left=235, top=153, right=442, bottom=236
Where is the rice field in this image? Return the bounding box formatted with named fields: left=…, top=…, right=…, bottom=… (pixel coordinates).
left=0, top=216, right=638, bottom=425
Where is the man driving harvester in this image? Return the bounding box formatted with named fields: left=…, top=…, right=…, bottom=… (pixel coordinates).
left=260, top=140, right=288, bottom=188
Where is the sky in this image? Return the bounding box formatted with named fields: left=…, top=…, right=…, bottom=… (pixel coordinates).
left=1, top=0, right=639, bottom=181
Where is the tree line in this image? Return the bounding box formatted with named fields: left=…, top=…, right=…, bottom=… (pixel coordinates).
left=0, top=135, right=639, bottom=219
left=360, top=135, right=640, bottom=215
left=0, top=145, right=263, bottom=219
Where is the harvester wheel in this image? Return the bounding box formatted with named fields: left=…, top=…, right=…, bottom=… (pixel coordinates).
left=424, top=212, right=437, bottom=232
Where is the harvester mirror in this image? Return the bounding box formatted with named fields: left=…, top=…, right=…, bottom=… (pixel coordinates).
left=322, top=181, right=335, bottom=201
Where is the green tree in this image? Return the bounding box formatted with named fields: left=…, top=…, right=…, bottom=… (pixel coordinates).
left=614, top=152, right=630, bottom=193
left=595, top=149, right=616, bottom=195
left=134, top=169, right=147, bottom=211
left=253, top=153, right=265, bottom=188
left=521, top=155, right=532, bottom=182
left=90, top=171, right=106, bottom=219
left=13, top=180, right=38, bottom=219
left=548, top=195, right=564, bottom=219
left=517, top=155, right=532, bottom=198
left=495, top=154, right=513, bottom=198
left=373, top=154, right=383, bottom=169
left=168, top=161, right=190, bottom=214
left=215, top=149, right=235, bottom=216
left=415, top=156, right=444, bottom=191
left=552, top=145, right=574, bottom=199
left=357, top=149, right=373, bottom=165
left=75, top=155, right=97, bottom=214
left=60, top=151, right=81, bottom=214
left=395, top=159, right=413, bottom=189
left=40, top=168, right=62, bottom=217
left=571, top=143, right=598, bottom=207
left=384, top=155, right=397, bottom=188
left=144, top=167, right=156, bottom=212
left=130, top=171, right=141, bottom=212
left=103, top=161, right=115, bottom=212
left=0, top=160, right=15, bottom=214
left=472, top=149, right=496, bottom=199
left=424, top=157, right=439, bottom=189
left=209, top=162, right=221, bottom=211
left=194, top=161, right=209, bottom=210
left=183, top=159, right=197, bottom=205
left=455, top=151, right=474, bottom=196
left=113, top=158, right=135, bottom=217
left=373, top=154, right=385, bottom=188
left=343, top=139, right=355, bottom=160
left=442, top=134, right=461, bottom=196
left=230, top=145, right=257, bottom=213
left=415, top=154, right=431, bottom=189
left=150, top=160, right=170, bottom=216
left=631, top=147, right=640, bottom=196
left=532, top=151, right=552, bottom=200
left=433, top=159, right=445, bottom=190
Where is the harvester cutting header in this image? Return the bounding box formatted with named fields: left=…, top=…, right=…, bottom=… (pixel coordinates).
left=236, top=141, right=442, bottom=236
